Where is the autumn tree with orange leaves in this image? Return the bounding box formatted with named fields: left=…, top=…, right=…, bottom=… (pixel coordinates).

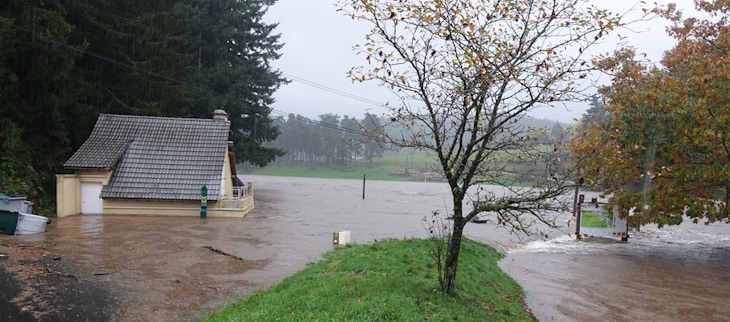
left=571, top=0, right=730, bottom=227
left=338, top=0, right=644, bottom=293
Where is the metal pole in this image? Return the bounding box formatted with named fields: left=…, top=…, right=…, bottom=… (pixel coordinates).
left=576, top=194, right=584, bottom=239
left=572, top=185, right=580, bottom=234
left=362, top=174, right=366, bottom=200
left=572, top=176, right=583, bottom=239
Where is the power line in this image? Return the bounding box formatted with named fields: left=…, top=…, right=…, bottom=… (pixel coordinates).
left=269, top=109, right=376, bottom=137
left=280, top=73, right=384, bottom=107
left=1, top=13, right=382, bottom=139
left=62, top=0, right=386, bottom=108
left=1, top=19, right=208, bottom=93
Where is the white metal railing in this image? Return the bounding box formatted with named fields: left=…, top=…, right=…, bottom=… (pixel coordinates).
left=221, top=185, right=251, bottom=200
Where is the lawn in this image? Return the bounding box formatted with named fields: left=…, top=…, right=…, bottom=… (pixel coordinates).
left=202, top=238, right=535, bottom=321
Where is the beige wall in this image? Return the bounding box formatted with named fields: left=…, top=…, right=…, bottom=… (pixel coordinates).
left=102, top=187, right=254, bottom=217
left=222, top=146, right=235, bottom=198
left=56, top=166, right=254, bottom=218
left=56, top=170, right=112, bottom=217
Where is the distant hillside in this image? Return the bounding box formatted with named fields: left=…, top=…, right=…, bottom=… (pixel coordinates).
left=383, top=114, right=571, bottom=155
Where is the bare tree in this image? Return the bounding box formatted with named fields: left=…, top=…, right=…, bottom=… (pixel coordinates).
left=338, top=0, right=647, bottom=293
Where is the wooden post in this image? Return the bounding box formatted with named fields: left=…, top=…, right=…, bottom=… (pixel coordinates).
left=362, top=174, right=366, bottom=200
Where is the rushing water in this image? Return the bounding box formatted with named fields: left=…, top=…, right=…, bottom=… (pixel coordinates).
left=9, top=175, right=730, bottom=321
left=500, top=222, right=730, bottom=321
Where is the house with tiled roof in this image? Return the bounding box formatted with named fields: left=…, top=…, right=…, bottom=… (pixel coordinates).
left=56, top=110, right=254, bottom=217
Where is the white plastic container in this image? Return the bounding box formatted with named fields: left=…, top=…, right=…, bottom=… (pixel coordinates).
left=15, top=213, right=50, bottom=235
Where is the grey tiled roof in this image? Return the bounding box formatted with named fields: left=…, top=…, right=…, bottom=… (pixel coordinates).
left=64, top=114, right=230, bottom=201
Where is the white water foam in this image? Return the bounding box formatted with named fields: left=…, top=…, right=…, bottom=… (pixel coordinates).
left=510, top=223, right=730, bottom=258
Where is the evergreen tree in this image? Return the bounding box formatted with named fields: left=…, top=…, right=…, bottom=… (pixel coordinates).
left=340, top=116, right=361, bottom=165
left=0, top=0, right=86, bottom=202
left=362, top=113, right=384, bottom=168
left=177, top=0, right=287, bottom=166
left=0, top=0, right=288, bottom=209
left=577, top=94, right=608, bottom=134
left=550, top=122, right=564, bottom=140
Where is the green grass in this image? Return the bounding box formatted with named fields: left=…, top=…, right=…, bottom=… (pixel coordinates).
left=202, top=238, right=535, bottom=322
left=250, top=154, right=441, bottom=181
left=249, top=152, right=535, bottom=182
left=581, top=210, right=613, bottom=228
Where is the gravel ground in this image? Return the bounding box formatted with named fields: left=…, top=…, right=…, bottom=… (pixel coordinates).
left=0, top=240, right=117, bottom=321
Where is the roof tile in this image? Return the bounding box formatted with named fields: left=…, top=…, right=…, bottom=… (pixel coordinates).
left=64, top=114, right=230, bottom=201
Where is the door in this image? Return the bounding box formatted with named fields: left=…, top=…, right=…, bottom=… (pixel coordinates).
left=81, top=182, right=103, bottom=214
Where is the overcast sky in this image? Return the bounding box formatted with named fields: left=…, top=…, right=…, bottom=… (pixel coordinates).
left=264, top=0, right=699, bottom=123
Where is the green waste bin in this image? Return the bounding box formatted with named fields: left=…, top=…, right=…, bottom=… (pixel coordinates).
left=0, top=210, right=19, bottom=235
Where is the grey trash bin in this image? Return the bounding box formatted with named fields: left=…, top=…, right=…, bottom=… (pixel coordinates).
left=0, top=194, right=33, bottom=213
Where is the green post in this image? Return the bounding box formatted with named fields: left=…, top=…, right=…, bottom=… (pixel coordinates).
left=201, top=186, right=208, bottom=218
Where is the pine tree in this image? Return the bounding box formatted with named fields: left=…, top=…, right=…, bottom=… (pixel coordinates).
left=550, top=122, right=564, bottom=139
left=177, top=0, right=287, bottom=166
left=362, top=113, right=384, bottom=168
left=0, top=0, right=86, bottom=201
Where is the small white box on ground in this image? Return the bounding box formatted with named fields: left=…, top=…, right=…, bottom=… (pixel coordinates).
left=15, top=213, right=50, bottom=235
left=333, top=231, right=351, bottom=246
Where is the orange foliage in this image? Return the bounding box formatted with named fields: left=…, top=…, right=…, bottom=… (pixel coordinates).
left=571, top=0, right=730, bottom=226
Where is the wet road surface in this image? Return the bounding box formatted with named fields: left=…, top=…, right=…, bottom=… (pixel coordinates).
left=500, top=223, right=730, bottom=322
left=2, top=175, right=729, bottom=321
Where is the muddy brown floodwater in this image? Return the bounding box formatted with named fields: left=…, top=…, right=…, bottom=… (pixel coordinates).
left=2, top=175, right=730, bottom=321
left=500, top=223, right=730, bottom=322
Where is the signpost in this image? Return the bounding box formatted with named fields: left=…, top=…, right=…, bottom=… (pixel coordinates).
left=200, top=186, right=208, bottom=219
left=578, top=199, right=628, bottom=240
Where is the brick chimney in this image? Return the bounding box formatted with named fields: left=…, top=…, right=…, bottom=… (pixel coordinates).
left=213, top=109, right=229, bottom=122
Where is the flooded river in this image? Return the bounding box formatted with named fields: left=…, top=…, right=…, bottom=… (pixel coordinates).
left=6, top=175, right=730, bottom=321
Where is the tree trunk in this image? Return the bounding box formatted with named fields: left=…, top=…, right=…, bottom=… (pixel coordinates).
left=442, top=219, right=465, bottom=293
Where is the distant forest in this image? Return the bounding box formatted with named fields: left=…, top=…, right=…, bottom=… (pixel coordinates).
left=265, top=113, right=386, bottom=168
left=263, top=113, right=571, bottom=168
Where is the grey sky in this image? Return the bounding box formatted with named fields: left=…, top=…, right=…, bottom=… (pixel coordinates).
left=264, top=0, right=699, bottom=123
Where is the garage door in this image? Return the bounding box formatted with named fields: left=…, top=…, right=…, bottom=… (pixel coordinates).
left=81, top=182, right=103, bottom=214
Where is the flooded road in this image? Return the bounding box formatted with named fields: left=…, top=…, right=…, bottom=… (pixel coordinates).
left=4, top=175, right=730, bottom=321
left=500, top=223, right=730, bottom=321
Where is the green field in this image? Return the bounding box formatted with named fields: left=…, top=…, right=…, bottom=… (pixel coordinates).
left=249, top=154, right=441, bottom=181
left=202, top=238, right=535, bottom=321
left=581, top=210, right=613, bottom=228
left=248, top=151, right=548, bottom=184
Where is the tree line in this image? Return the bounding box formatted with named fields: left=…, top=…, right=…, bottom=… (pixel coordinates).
left=0, top=0, right=285, bottom=209
left=266, top=113, right=385, bottom=168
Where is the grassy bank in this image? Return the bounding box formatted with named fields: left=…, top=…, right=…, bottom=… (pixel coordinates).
left=203, top=238, right=534, bottom=321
